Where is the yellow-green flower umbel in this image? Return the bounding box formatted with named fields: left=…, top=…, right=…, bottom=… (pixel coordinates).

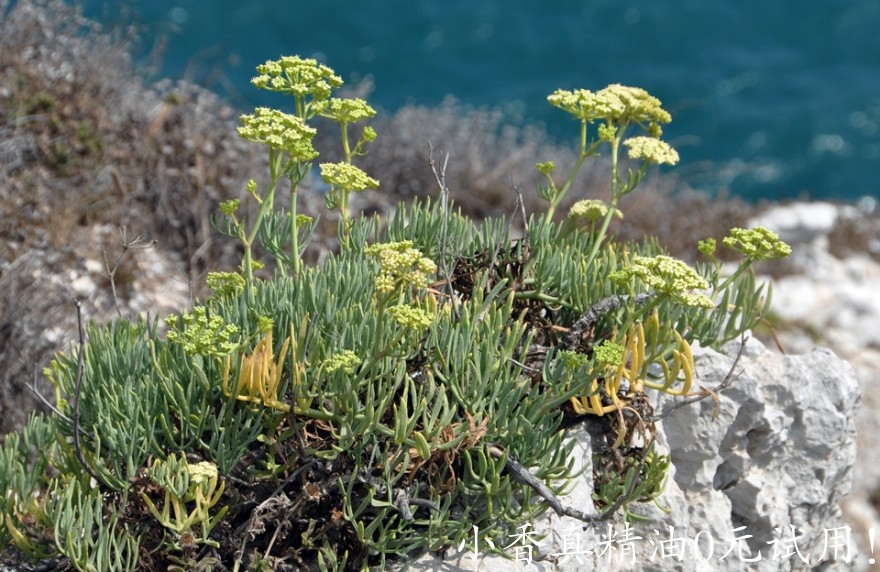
left=548, top=84, right=671, bottom=126
left=321, top=350, right=362, bottom=375
left=238, top=107, right=317, bottom=161
left=536, top=161, right=556, bottom=176
left=623, top=136, right=680, bottom=165
left=319, top=162, right=379, bottom=192
left=593, top=340, right=625, bottom=369
left=568, top=199, right=623, bottom=222
left=165, top=306, right=239, bottom=357
left=251, top=55, right=342, bottom=101
left=723, top=227, right=792, bottom=261
left=186, top=461, right=219, bottom=499
left=365, top=241, right=437, bottom=296
left=206, top=272, right=245, bottom=298
left=698, top=238, right=717, bottom=257
left=387, top=304, right=435, bottom=331
left=314, top=98, right=377, bottom=124
left=610, top=255, right=714, bottom=309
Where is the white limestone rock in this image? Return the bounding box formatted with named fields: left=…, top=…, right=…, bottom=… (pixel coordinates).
left=748, top=202, right=839, bottom=246
left=396, top=338, right=860, bottom=571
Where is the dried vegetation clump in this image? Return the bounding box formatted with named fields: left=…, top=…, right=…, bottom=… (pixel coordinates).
left=0, top=0, right=261, bottom=262
left=827, top=203, right=880, bottom=262
left=0, top=0, right=262, bottom=433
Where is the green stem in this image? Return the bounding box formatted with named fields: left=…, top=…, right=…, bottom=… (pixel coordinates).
left=294, top=95, right=306, bottom=121
left=583, top=132, right=623, bottom=270
left=246, top=180, right=278, bottom=253
left=340, top=122, right=353, bottom=242
left=546, top=119, right=589, bottom=221
left=242, top=149, right=282, bottom=295
left=290, top=182, right=301, bottom=277
left=513, top=289, right=570, bottom=308
left=341, top=122, right=352, bottom=162
left=715, top=261, right=754, bottom=293
left=241, top=238, right=254, bottom=290
left=372, top=295, right=389, bottom=358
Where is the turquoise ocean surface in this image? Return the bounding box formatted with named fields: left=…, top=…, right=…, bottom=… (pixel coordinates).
left=79, top=0, right=880, bottom=203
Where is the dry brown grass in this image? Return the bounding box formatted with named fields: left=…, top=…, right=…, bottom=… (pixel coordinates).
left=827, top=204, right=880, bottom=261
left=0, top=0, right=271, bottom=269
left=0, top=0, right=260, bottom=433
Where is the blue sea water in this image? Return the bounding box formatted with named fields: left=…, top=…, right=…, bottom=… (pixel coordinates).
left=78, top=0, right=880, bottom=203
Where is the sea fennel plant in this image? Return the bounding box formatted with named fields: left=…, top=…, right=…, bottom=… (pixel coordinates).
left=0, top=56, right=790, bottom=571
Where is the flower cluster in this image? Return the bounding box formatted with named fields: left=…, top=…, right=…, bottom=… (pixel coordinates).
left=165, top=306, right=239, bottom=357
left=536, top=161, right=556, bottom=176
left=219, top=199, right=239, bottom=216
left=321, top=350, right=362, bottom=375
left=611, top=255, right=714, bottom=309
left=548, top=84, right=671, bottom=126
left=723, top=227, right=792, bottom=261
left=251, top=55, right=342, bottom=100
left=238, top=107, right=317, bottom=160
left=319, top=162, right=379, bottom=192
left=623, top=136, right=680, bottom=165
left=246, top=179, right=259, bottom=202
left=185, top=461, right=219, bottom=500
left=558, top=350, right=591, bottom=370
left=698, top=238, right=717, bottom=257
left=361, top=126, right=378, bottom=143
left=206, top=272, right=245, bottom=297
left=592, top=340, right=625, bottom=369
left=568, top=199, right=623, bottom=221
left=141, top=454, right=227, bottom=546
left=364, top=241, right=437, bottom=295
left=598, top=123, right=617, bottom=141
left=387, top=304, right=435, bottom=331
left=256, top=316, right=274, bottom=334
left=314, top=98, right=376, bottom=124
left=295, top=214, right=314, bottom=227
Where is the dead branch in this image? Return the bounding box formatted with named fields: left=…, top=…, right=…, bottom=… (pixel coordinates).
left=70, top=298, right=108, bottom=488
left=560, top=293, right=653, bottom=352
left=429, top=142, right=460, bottom=320
left=487, top=440, right=653, bottom=525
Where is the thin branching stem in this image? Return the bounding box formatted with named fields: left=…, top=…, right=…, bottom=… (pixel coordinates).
left=104, top=226, right=156, bottom=318
left=71, top=298, right=108, bottom=488
left=429, top=142, right=461, bottom=320
left=29, top=365, right=72, bottom=424
left=488, top=438, right=654, bottom=524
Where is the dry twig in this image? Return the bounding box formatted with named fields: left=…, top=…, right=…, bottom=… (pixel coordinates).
left=487, top=440, right=653, bottom=525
